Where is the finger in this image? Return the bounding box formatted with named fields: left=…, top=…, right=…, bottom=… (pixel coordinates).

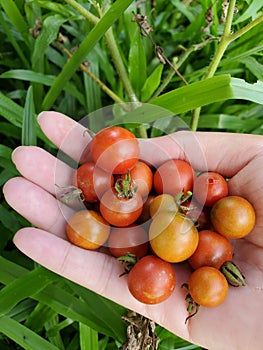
left=140, top=131, right=263, bottom=176
left=38, top=111, right=92, bottom=163
left=13, top=227, right=192, bottom=342
left=12, top=146, right=75, bottom=195
left=3, top=177, right=75, bottom=238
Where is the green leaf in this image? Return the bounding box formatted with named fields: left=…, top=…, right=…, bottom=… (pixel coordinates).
left=0, top=204, right=21, bottom=232
left=0, top=316, right=60, bottom=350
left=0, top=266, right=58, bottom=316
left=0, top=0, right=31, bottom=48
left=42, top=0, right=134, bottom=110
left=128, top=27, right=147, bottom=97
left=80, top=323, right=98, bottom=350
left=141, top=64, right=164, bottom=101
left=237, top=56, right=263, bottom=80
left=235, top=1, right=263, bottom=24
left=22, top=86, right=37, bottom=146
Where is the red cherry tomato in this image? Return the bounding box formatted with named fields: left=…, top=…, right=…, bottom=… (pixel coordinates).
left=123, top=161, right=153, bottom=198
left=108, top=225, right=149, bottom=258
left=127, top=255, right=176, bottom=304
left=193, top=171, right=228, bottom=206
left=73, top=162, right=114, bottom=202
left=210, top=195, right=256, bottom=239
left=188, top=230, right=233, bottom=270
left=188, top=266, right=228, bottom=307
left=100, top=188, right=143, bottom=227
left=66, top=210, right=110, bottom=250
left=184, top=199, right=212, bottom=230
left=153, top=159, right=195, bottom=196
left=136, top=195, right=155, bottom=224
left=149, top=212, right=199, bottom=263
left=90, top=126, right=139, bottom=174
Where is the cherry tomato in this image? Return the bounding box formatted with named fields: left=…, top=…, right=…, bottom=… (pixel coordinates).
left=100, top=188, right=143, bottom=227
left=149, top=194, right=178, bottom=217
left=127, top=255, right=176, bottom=304
left=108, top=225, right=149, bottom=258
left=149, top=212, right=199, bottom=263
left=188, top=230, right=233, bottom=270
left=210, top=195, right=256, bottom=239
left=188, top=266, right=228, bottom=307
left=123, top=161, right=153, bottom=198
left=66, top=210, right=110, bottom=250
left=153, top=159, right=195, bottom=196
left=73, top=162, right=114, bottom=202
left=90, top=126, right=139, bottom=174
left=193, top=171, right=228, bottom=206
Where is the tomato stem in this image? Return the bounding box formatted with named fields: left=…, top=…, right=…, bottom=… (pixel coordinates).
left=115, top=170, right=138, bottom=199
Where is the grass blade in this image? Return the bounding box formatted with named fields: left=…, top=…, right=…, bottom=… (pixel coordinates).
left=0, top=316, right=60, bottom=350
left=22, top=86, right=37, bottom=146
left=79, top=323, right=98, bottom=350
left=42, top=0, right=134, bottom=110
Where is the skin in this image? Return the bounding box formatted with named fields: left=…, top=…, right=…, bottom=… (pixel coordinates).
left=3, top=111, right=263, bottom=350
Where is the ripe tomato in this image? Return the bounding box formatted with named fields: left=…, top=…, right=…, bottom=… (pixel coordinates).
left=188, top=230, right=233, bottom=270
left=149, top=194, right=178, bottom=217
left=193, top=171, right=228, bottom=206
left=108, top=225, right=149, bottom=258
left=188, top=266, right=228, bottom=307
left=210, top=195, right=256, bottom=239
left=127, top=255, right=176, bottom=304
left=90, top=126, right=139, bottom=174
left=73, top=162, right=114, bottom=202
left=123, top=161, right=153, bottom=198
left=149, top=212, right=199, bottom=263
left=100, top=188, right=143, bottom=227
left=153, top=159, right=195, bottom=197
left=66, top=210, right=110, bottom=250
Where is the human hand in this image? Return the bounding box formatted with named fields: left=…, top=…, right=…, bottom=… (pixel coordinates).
left=3, top=111, right=263, bottom=350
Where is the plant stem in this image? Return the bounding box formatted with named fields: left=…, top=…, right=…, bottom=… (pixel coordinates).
left=65, top=0, right=139, bottom=103
left=190, top=0, right=237, bottom=131
left=54, top=41, right=128, bottom=108
left=230, top=14, right=263, bottom=42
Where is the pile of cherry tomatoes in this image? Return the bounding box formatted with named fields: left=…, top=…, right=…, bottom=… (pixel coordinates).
left=65, top=125, right=256, bottom=320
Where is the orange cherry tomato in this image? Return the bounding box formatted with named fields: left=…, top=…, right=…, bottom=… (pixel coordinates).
left=149, top=212, right=199, bottom=263
left=188, top=266, right=228, bottom=307
left=66, top=210, right=110, bottom=250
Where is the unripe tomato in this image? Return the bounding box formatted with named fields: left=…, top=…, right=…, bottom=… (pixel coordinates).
left=90, top=126, right=139, bottom=174
left=127, top=255, right=176, bottom=304
left=73, top=162, right=114, bottom=202
left=66, top=210, right=110, bottom=250
left=210, top=195, right=256, bottom=239
left=188, top=230, right=233, bottom=270
left=153, top=159, right=195, bottom=196
left=193, top=171, right=228, bottom=206
left=149, top=212, right=199, bottom=263
left=188, top=266, right=228, bottom=307
left=108, top=225, right=149, bottom=258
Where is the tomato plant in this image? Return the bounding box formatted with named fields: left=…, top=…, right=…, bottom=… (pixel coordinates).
left=90, top=126, right=140, bottom=174
left=149, top=212, right=198, bottom=263
left=188, top=266, right=228, bottom=307
left=73, top=162, right=114, bottom=202
left=153, top=159, right=195, bottom=197
left=100, top=187, right=143, bottom=227
left=188, top=230, right=233, bottom=270
left=66, top=210, right=110, bottom=250
left=210, top=195, right=256, bottom=239
left=108, top=225, right=149, bottom=258
left=193, top=171, right=228, bottom=206
left=127, top=255, right=176, bottom=304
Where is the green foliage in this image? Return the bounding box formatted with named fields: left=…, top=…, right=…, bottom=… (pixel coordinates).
left=0, top=0, right=263, bottom=349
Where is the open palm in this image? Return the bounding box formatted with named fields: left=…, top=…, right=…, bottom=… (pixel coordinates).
left=3, top=111, right=263, bottom=350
